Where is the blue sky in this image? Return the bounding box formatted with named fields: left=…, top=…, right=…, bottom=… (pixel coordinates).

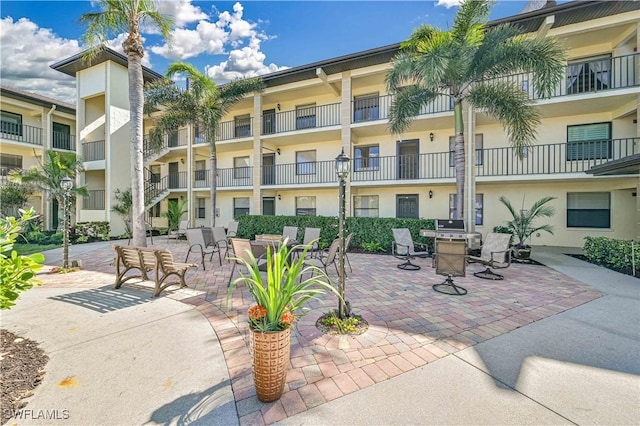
left=0, top=1, right=561, bottom=103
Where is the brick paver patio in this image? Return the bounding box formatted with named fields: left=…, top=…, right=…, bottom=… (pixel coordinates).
left=38, top=237, right=602, bottom=425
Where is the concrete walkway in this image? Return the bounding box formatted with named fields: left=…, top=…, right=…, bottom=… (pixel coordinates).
left=1, top=242, right=638, bottom=425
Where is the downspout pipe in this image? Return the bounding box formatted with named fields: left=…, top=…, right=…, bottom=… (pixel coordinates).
left=46, top=104, right=57, bottom=230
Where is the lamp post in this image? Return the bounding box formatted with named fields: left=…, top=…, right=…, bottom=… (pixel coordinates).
left=335, top=148, right=350, bottom=319
left=60, top=176, right=73, bottom=269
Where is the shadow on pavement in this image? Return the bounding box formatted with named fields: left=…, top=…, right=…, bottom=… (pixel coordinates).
left=48, top=286, right=152, bottom=313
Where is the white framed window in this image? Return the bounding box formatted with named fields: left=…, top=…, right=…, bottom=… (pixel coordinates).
left=354, top=145, right=379, bottom=171
left=354, top=195, right=379, bottom=217
left=234, top=156, right=250, bottom=179
left=296, top=196, right=316, bottom=216
left=567, top=122, right=611, bottom=161
left=296, top=103, right=316, bottom=129
left=233, top=197, right=250, bottom=217
left=196, top=198, right=206, bottom=219
left=567, top=54, right=611, bottom=94
left=296, top=150, right=316, bottom=175
left=449, top=193, right=483, bottom=225
left=567, top=192, right=610, bottom=228
left=234, top=114, right=251, bottom=137
left=0, top=110, right=22, bottom=136
left=353, top=93, right=380, bottom=122
left=0, top=153, right=22, bottom=175
left=195, top=160, right=207, bottom=185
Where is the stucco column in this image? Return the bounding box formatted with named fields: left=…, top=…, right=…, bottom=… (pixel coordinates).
left=341, top=71, right=352, bottom=217
left=186, top=124, right=193, bottom=226
left=463, top=102, right=476, bottom=233
left=252, top=93, right=263, bottom=215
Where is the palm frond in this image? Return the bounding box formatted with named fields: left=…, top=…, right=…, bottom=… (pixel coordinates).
left=468, top=24, right=523, bottom=80
left=219, top=78, right=265, bottom=111
left=452, top=0, right=491, bottom=42
left=388, top=85, right=438, bottom=134
left=468, top=82, right=540, bottom=158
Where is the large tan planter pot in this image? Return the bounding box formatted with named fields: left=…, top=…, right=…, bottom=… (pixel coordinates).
left=250, top=328, right=291, bottom=402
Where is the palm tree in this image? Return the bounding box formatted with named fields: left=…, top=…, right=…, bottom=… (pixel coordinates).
left=8, top=151, right=89, bottom=230
left=145, top=62, right=265, bottom=227
left=387, top=0, right=565, bottom=220
left=79, top=0, right=173, bottom=247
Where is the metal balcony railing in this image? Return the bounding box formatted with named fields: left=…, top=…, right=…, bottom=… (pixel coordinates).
left=167, top=171, right=188, bottom=189
left=82, top=140, right=105, bottom=161
left=0, top=121, right=43, bottom=145
left=193, top=169, right=209, bottom=188
left=218, top=117, right=253, bottom=141
left=352, top=94, right=452, bottom=123
left=52, top=131, right=76, bottom=151
left=217, top=167, right=253, bottom=188
left=261, top=103, right=341, bottom=135
left=490, top=53, right=638, bottom=100
left=83, top=189, right=105, bottom=210
left=144, top=168, right=168, bottom=204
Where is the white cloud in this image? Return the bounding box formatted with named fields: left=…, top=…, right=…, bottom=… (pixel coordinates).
left=157, top=0, right=209, bottom=28
left=436, top=0, right=463, bottom=8
left=151, top=20, right=228, bottom=60
left=0, top=17, right=80, bottom=103
left=106, top=33, right=153, bottom=68
left=205, top=38, right=288, bottom=84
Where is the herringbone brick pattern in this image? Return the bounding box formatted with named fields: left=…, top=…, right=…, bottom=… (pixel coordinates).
left=37, top=237, right=601, bottom=425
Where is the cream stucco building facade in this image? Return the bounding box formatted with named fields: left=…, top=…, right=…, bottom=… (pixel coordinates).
left=2, top=1, right=638, bottom=247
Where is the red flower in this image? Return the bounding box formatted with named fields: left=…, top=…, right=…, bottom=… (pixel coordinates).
left=281, top=311, right=295, bottom=325
left=248, top=305, right=268, bottom=321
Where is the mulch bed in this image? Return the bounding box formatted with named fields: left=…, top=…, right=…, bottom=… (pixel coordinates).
left=0, top=329, right=49, bottom=425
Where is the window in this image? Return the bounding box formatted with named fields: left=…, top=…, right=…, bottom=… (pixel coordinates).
left=353, top=93, right=379, bottom=122
left=167, top=130, right=179, bottom=147
left=0, top=110, right=22, bottom=136
left=197, top=198, right=206, bottom=219
left=234, top=114, right=251, bottom=137
left=567, top=54, right=611, bottom=94
left=0, top=153, right=22, bottom=176
left=149, top=203, right=161, bottom=218
left=195, top=160, right=206, bottom=184
left=52, top=122, right=72, bottom=150
left=234, top=156, right=250, bottom=179
left=233, top=197, right=250, bottom=217
left=194, top=124, right=206, bottom=144
left=354, top=145, right=379, bottom=171
left=296, top=196, right=316, bottom=216
left=396, top=194, right=418, bottom=218
left=567, top=192, right=610, bottom=228
left=566, top=122, right=611, bottom=161
left=150, top=165, right=161, bottom=183
left=296, top=103, right=316, bottom=129
left=296, top=150, right=316, bottom=175
left=354, top=195, right=379, bottom=217
left=449, top=134, right=483, bottom=167
left=449, top=194, right=484, bottom=225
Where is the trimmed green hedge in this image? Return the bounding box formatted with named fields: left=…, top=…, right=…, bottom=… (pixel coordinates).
left=236, top=215, right=435, bottom=253
left=583, top=236, right=638, bottom=276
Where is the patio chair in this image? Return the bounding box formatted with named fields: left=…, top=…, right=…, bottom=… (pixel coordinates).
left=293, top=227, right=320, bottom=259
left=392, top=228, right=429, bottom=270
left=176, top=220, right=189, bottom=241
left=185, top=228, right=217, bottom=270
left=305, top=237, right=340, bottom=278
left=226, top=220, right=239, bottom=238
left=433, top=239, right=468, bottom=296
left=344, top=232, right=353, bottom=273
left=468, top=232, right=512, bottom=280
left=213, top=226, right=230, bottom=264
left=228, top=238, right=267, bottom=287
left=282, top=226, right=299, bottom=244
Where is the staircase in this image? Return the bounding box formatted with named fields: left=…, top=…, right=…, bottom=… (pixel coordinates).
left=144, top=168, right=169, bottom=208
left=143, top=135, right=169, bottom=164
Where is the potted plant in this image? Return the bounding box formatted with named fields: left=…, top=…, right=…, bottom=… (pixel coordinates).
left=161, top=199, right=187, bottom=237
left=499, top=195, right=556, bottom=259
left=227, top=240, right=340, bottom=402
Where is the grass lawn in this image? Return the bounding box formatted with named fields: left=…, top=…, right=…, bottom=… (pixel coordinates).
left=12, top=243, right=61, bottom=256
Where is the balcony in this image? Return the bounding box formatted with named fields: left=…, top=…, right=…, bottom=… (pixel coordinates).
left=218, top=116, right=253, bottom=141
left=217, top=167, right=253, bottom=188
left=491, top=53, right=638, bottom=100
left=0, top=121, right=43, bottom=146
left=82, top=140, right=106, bottom=161
left=193, top=169, right=209, bottom=188
left=143, top=128, right=188, bottom=158
left=168, top=171, right=188, bottom=190
left=261, top=103, right=341, bottom=135
left=83, top=189, right=105, bottom=210
left=352, top=94, right=452, bottom=124
left=52, top=131, right=76, bottom=151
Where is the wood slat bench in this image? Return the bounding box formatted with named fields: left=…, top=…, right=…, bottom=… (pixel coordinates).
left=113, top=245, right=197, bottom=297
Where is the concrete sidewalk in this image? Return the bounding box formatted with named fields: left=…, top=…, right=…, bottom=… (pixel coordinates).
left=278, top=246, right=640, bottom=425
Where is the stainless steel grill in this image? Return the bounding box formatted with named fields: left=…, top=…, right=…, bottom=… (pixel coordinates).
left=435, top=219, right=466, bottom=240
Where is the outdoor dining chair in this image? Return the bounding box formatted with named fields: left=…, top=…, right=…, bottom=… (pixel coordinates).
left=293, top=227, right=320, bottom=259
left=433, top=238, right=468, bottom=296
left=228, top=238, right=267, bottom=287
left=392, top=228, right=429, bottom=270
left=304, top=237, right=340, bottom=278
left=213, top=226, right=230, bottom=264
left=282, top=226, right=299, bottom=244
left=468, top=232, right=512, bottom=280
left=226, top=220, right=239, bottom=238
left=185, top=228, right=217, bottom=270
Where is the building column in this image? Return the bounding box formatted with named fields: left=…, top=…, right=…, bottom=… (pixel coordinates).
left=341, top=71, right=352, bottom=217
left=252, top=94, right=263, bottom=215
left=186, top=124, right=193, bottom=226
left=463, top=102, right=476, bottom=233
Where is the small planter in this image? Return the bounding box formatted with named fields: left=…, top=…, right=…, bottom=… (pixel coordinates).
left=250, top=328, right=291, bottom=402
left=512, top=247, right=531, bottom=260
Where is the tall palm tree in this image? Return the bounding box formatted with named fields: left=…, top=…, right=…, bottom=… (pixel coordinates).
left=80, top=0, right=172, bottom=246
left=145, top=62, right=265, bottom=227
left=387, top=0, right=565, bottom=219
left=9, top=151, right=89, bottom=230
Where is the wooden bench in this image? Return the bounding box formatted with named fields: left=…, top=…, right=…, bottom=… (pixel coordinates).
left=113, top=245, right=197, bottom=297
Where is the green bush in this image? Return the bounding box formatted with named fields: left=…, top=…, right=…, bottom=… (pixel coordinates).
left=73, top=221, right=110, bottom=241
left=236, top=215, right=435, bottom=254
left=583, top=236, right=637, bottom=275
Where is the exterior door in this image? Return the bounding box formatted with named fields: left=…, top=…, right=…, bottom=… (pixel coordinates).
left=263, top=109, right=276, bottom=135
left=52, top=198, right=59, bottom=230
left=168, top=162, right=179, bottom=189
left=396, top=194, right=419, bottom=218
left=263, top=197, right=275, bottom=215
left=397, top=139, right=418, bottom=179
left=262, top=153, right=275, bottom=185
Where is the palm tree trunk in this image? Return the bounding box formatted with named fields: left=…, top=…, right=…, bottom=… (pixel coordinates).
left=209, top=150, right=217, bottom=228
left=128, top=52, right=147, bottom=247
left=453, top=101, right=465, bottom=220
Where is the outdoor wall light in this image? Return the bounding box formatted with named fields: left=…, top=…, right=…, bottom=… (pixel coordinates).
left=429, top=132, right=435, bottom=142
left=277, top=103, right=281, bottom=111
left=278, top=194, right=281, bottom=200
left=180, top=158, right=185, bottom=164
left=429, top=190, right=433, bottom=199
left=276, top=148, right=281, bottom=155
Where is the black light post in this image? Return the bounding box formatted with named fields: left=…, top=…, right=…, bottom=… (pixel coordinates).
left=60, top=176, right=73, bottom=269
left=335, top=148, right=350, bottom=319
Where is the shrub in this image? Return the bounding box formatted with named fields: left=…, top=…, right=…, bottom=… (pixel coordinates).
left=73, top=221, right=110, bottom=241
left=236, top=215, right=435, bottom=254
left=583, top=236, right=637, bottom=275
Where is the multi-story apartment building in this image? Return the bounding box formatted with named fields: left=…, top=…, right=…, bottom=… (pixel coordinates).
left=2, top=1, right=638, bottom=247
left=0, top=86, right=77, bottom=228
